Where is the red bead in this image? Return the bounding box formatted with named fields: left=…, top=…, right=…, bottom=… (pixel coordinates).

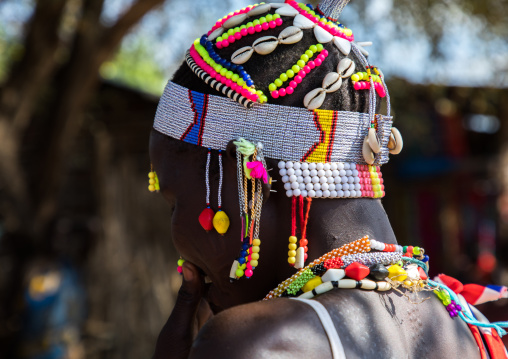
left=324, top=257, right=344, bottom=269
left=198, top=207, right=215, bottom=231
left=300, top=238, right=308, bottom=246
left=418, top=267, right=428, bottom=280
left=304, top=253, right=308, bottom=261
left=345, top=262, right=370, bottom=280
left=303, top=246, right=308, bottom=253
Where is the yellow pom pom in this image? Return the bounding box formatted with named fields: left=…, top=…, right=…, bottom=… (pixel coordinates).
left=302, top=277, right=323, bottom=293
left=213, top=210, right=230, bottom=235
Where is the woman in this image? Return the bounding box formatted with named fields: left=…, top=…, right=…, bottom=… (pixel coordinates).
left=150, top=0, right=506, bottom=357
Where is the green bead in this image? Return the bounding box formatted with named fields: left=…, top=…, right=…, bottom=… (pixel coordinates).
left=253, top=19, right=260, bottom=25
left=297, top=60, right=306, bottom=68
left=286, top=69, right=295, bottom=78
left=220, top=68, right=228, bottom=76
left=403, top=246, right=408, bottom=252
left=234, top=27, right=240, bottom=32
left=240, top=24, right=246, bottom=29
left=309, top=10, right=316, bottom=16
left=274, top=78, right=283, bottom=87
left=309, top=45, right=318, bottom=53
left=280, top=73, right=288, bottom=82
left=316, top=43, right=324, bottom=52
left=256, top=90, right=263, bottom=96
left=216, top=36, right=223, bottom=42
left=413, top=246, right=421, bottom=255
left=238, top=78, right=245, bottom=86
left=266, top=14, right=273, bottom=21
left=177, top=259, right=185, bottom=266
left=227, top=28, right=234, bottom=36
left=236, top=268, right=245, bottom=277
left=351, top=74, right=360, bottom=82
left=273, top=14, right=281, bottom=19
left=300, top=54, right=309, bottom=62
left=225, top=70, right=233, bottom=79
left=246, top=22, right=254, bottom=28
left=268, top=83, right=277, bottom=92
left=305, top=50, right=313, bottom=58
left=232, top=74, right=239, bottom=82
left=260, top=17, right=266, bottom=24
left=260, top=95, right=268, bottom=103
left=292, top=65, right=300, bottom=73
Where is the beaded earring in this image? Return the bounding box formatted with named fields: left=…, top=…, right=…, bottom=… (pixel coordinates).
left=148, top=165, right=160, bottom=192
left=287, top=194, right=312, bottom=269
left=212, top=150, right=230, bottom=235
left=177, top=258, right=185, bottom=274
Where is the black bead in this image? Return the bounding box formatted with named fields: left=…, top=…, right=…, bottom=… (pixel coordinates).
left=311, top=263, right=326, bottom=276
left=369, top=263, right=389, bottom=281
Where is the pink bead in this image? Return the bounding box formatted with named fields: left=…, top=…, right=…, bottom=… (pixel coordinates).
left=304, top=253, right=308, bottom=261
left=303, top=65, right=311, bottom=73
left=308, top=61, right=315, bottom=69
left=298, top=70, right=306, bottom=78
left=269, top=20, right=277, bottom=28
left=315, top=58, right=322, bottom=66
left=231, top=83, right=238, bottom=91
left=234, top=32, right=242, bottom=40
left=286, top=86, right=294, bottom=95
left=228, top=36, right=235, bottom=44
left=219, top=76, right=226, bottom=84
left=226, top=79, right=232, bottom=87
left=275, top=18, right=283, bottom=26
left=271, top=90, right=279, bottom=98
left=359, top=178, right=364, bottom=184
left=317, top=54, right=326, bottom=61
left=248, top=26, right=256, bottom=35
left=177, top=266, right=183, bottom=273
left=221, top=40, right=229, bottom=47
left=240, top=28, right=248, bottom=36
left=380, top=178, right=384, bottom=184
left=279, top=88, right=286, bottom=96
left=245, top=269, right=254, bottom=278
left=246, top=262, right=252, bottom=269
left=354, top=82, right=362, bottom=90
left=289, top=80, right=297, bottom=88
left=262, top=22, right=269, bottom=30
left=255, top=24, right=262, bottom=32
left=210, top=70, right=217, bottom=78
left=295, top=75, right=302, bottom=83
left=322, top=49, right=329, bottom=56
left=241, top=89, right=249, bottom=97
left=216, top=42, right=223, bottom=49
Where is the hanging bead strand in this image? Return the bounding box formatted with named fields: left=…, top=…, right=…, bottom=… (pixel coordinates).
left=198, top=149, right=215, bottom=231
left=213, top=150, right=230, bottom=235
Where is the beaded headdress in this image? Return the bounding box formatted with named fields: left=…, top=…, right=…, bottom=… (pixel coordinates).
left=152, top=0, right=404, bottom=279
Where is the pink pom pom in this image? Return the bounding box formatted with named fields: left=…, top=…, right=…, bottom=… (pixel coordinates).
left=286, top=86, right=294, bottom=95
left=246, top=161, right=269, bottom=183
left=271, top=90, right=279, bottom=98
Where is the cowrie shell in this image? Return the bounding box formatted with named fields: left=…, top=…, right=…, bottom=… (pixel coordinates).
left=333, top=36, right=351, bottom=56
left=322, top=72, right=343, bottom=93
left=231, top=46, right=254, bottom=64
left=278, top=26, right=303, bottom=44
left=368, top=127, right=381, bottom=154
left=357, top=41, right=373, bottom=47
left=356, top=42, right=369, bottom=57
left=253, top=36, right=279, bottom=55
left=208, top=27, right=224, bottom=41
left=314, top=26, right=333, bottom=43
left=304, top=88, right=326, bottom=110
left=337, top=58, right=355, bottom=78
left=294, top=14, right=315, bottom=29
left=275, top=4, right=300, bottom=16
left=223, top=13, right=248, bottom=29
left=269, top=3, right=286, bottom=8
left=247, top=3, right=272, bottom=17
left=363, top=137, right=375, bottom=165
left=388, top=127, right=403, bottom=154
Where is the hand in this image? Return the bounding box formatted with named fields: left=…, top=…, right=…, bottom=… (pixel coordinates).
left=153, top=261, right=211, bottom=359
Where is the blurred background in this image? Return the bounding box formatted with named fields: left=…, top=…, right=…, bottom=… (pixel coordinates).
left=0, top=0, right=507, bottom=357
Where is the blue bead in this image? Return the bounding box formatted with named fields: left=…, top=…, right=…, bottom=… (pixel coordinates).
left=238, top=257, right=246, bottom=264
left=231, top=64, right=238, bottom=71
left=238, top=66, right=244, bottom=72
left=240, top=250, right=247, bottom=257
left=247, top=80, right=254, bottom=86
left=242, top=244, right=249, bottom=250
left=423, top=255, right=429, bottom=262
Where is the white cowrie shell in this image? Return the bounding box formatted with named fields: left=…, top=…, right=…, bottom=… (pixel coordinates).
left=322, top=72, right=343, bottom=93
left=304, top=88, right=326, bottom=110
left=356, top=42, right=369, bottom=56
left=278, top=26, right=303, bottom=44
left=314, top=26, right=333, bottom=43
left=208, top=27, right=224, bottom=41
left=223, top=13, right=248, bottom=29
left=275, top=4, right=300, bottom=16
left=368, top=127, right=381, bottom=154
left=253, top=36, right=279, bottom=55
left=363, top=136, right=375, bottom=165
left=269, top=3, right=287, bottom=9
left=231, top=46, right=254, bottom=64
left=333, top=36, right=351, bottom=56
left=337, top=58, right=355, bottom=78
left=247, top=3, right=272, bottom=17
left=388, top=127, right=403, bottom=155
left=294, top=14, right=315, bottom=29
left=357, top=41, right=373, bottom=47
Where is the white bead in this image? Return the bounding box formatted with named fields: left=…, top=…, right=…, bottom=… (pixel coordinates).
left=302, top=169, right=310, bottom=177
left=256, top=156, right=262, bottom=161
left=329, top=183, right=336, bottom=191
left=355, top=183, right=361, bottom=191
left=335, top=183, right=342, bottom=190
left=321, top=183, right=329, bottom=191
left=350, top=190, right=357, bottom=197
left=284, top=183, right=292, bottom=190
left=344, top=163, right=351, bottom=170
left=325, top=170, right=332, bottom=177
left=297, top=176, right=304, bottom=183
left=344, top=190, right=351, bottom=197
left=330, top=190, right=338, bottom=197
left=291, top=182, right=299, bottom=190
left=332, top=170, right=339, bottom=177
left=340, top=176, right=348, bottom=183
left=257, top=142, right=263, bottom=150
left=279, top=168, right=287, bottom=176
left=286, top=189, right=293, bottom=197
left=323, top=163, right=331, bottom=171
left=278, top=161, right=286, bottom=169
left=293, top=162, right=301, bottom=170
left=350, top=163, right=356, bottom=170
left=315, top=190, right=323, bottom=197
left=282, top=175, right=289, bottom=183
left=310, top=169, right=317, bottom=177
left=317, top=170, right=325, bottom=177
left=304, top=176, right=312, bottom=184
left=287, top=168, right=295, bottom=176
left=354, top=177, right=360, bottom=184
left=301, top=190, right=308, bottom=197
left=352, top=169, right=359, bottom=177
left=308, top=163, right=317, bottom=170
left=342, top=183, right=349, bottom=191
left=301, top=162, right=309, bottom=170
left=327, top=177, right=334, bottom=184
left=334, top=176, right=341, bottom=184
left=316, top=163, right=324, bottom=170
left=306, top=183, right=314, bottom=191
left=293, top=189, right=301, bottom=196
left=294, top=169, right=302, bottom=176
left=346, top=170, right=352, bottom=177
left=286, top=161, right=294, bottom=169
left=308, top=189, right=316, bottom=197
left=311, top=176, right=319, bottom=184
left=322, top=269, right=345, bottom=282
left=319, top=177, right=327, bottom=184
left=348, top=177, right=354, bottom=184
left=323, top=190, right=330, bottom=197
left=339, top=170, right=346, bottom=176
left=337, top=162, right=345, bottom=170
left=314, top=183, right=321, bottom=191
left=330, top=163, right=338, bottom=171
left=299, top=183, right=306, bottom=190
left=289, top=175, right=297, bottom=182
left=337, top=190, right=344, bottom=197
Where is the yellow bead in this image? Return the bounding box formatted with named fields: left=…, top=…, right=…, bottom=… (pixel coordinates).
left=212, top=211, right=230, bottom=234
left=251, top=253, right=259, bottom=260
left=251, top=246, right=260, bottom=253
left=288, top=250, right=296, bottom=257
left=387, top=265, right=407, bottom=282
left=302, top=276, right=322, bottom=292
left=252, top=238, right=261, bottom=246
left=148, top=185, right=155, bottom=192
left=149, top=179, right=155, bottom=185
left=404, top=280, right=412, bottom=287
left=250, top=260, right=259, bottom=267
left=288, top=257, right=296, bottom=264
left=289, top=236, right=297, bottom=243
left=148, top=172, right=155, bottom=179
left=288, top=243, right=297, bottom=250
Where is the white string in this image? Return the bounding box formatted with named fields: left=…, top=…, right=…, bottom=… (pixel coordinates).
left=218, top=150, right=223, bottom=209
left=205, top=149, right=211, bottom=206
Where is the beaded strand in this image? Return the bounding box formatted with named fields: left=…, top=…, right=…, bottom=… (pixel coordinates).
left=216, top=14, right=283, bottom=49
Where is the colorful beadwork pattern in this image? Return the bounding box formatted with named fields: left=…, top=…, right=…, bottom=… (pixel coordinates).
left=154, top=82, right=393, bottom=165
